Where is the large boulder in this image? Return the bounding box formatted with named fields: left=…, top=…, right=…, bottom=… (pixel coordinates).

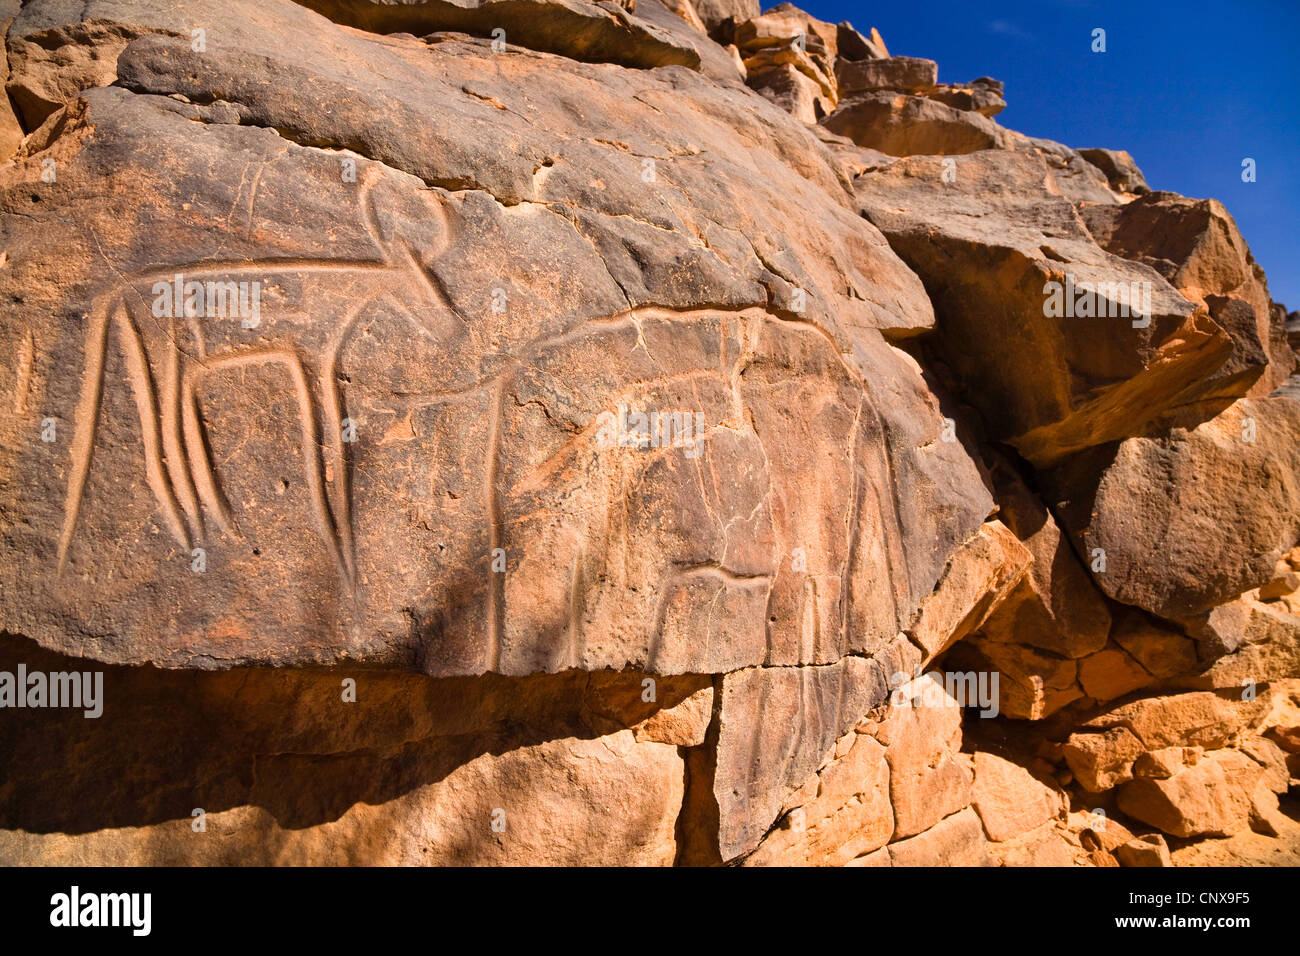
left=691, top=0, right=758, bottom=32
left=970, top=751, right=1065, bottom=842
left=294, top=0, right=708, bottom=70
left=855, top=149, right=1249, bottom=467
left=926, top=78, right=1006, bottom=118
left=1081, top=192, right=1294, bottom=401
left=886, top=806, right=990, bottom=866
left=1118, top=748, right=1264, bottom=838
left=1077, top=148, right=1149, bottom=195
left=2, top=0, right=1297, bottom=871
left=823, top=92, right=1010, bottom=156
left=834, top=56, right=937, bottom=96
left=0, top=638, right=696, bottom=864
left=1050, top=388, right=1300, bottom=619
left=864, top=672, right=974, bottom=839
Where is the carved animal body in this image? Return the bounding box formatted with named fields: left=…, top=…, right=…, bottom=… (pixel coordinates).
left=59, top=172, right=465, bottom=588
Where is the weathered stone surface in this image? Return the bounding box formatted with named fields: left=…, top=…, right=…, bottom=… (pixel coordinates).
left=1054, top=391, right=1300, bottom=619
left=623, top=0, right=748, bottom=80
left=1115, top=833, right=1173, bottom=867
left=886, top=807, right=990, bottom=866
left=1077, top=646, right=1153, bottom=702
left=834, top=56, right=937, bottom=95
left=1133, top=745, right=1202, bottom=779
left=1063, top=726, right=1145, bottom=792
left=689, top=0, right=757, bottom=32
left=712, top=652, right=899, bottom=860
left=1077, top=148, right=1149, bottom=195
left=971, top=751, right=1065, bottom=842
left=1239, top=735, right=1290, bottom=793
left=1021, top=136, right=1119, bottom=205
left=0, top=0, right=24, bottom=160
left=297, top=0, right=711, bottom=71
left=908, top=519, right=1032, bottom=664
left=845, top=846, right=891, bottom=866
left=1111, top=612, right=1198, bottom=678
left=950, top=638, right=1082, bottom=719
left=655, top=0, right=707, bottom=33
left=740, top=37, right=831, bottom=92
left=975, top=457, right=1111, bottom=659
left=1177, top=595, right=1300, bottom=689
left=1082, top=690, right=1270, bottom=752
left=2, top=0, right=1297, bottom=869
left=865, top=673, right=973, bottom=838
left=1081, top=192, right=1294, bottom=399
left=926, top=78, right=1006, bottom=118
left=744, top=731, right=892, bottom=865
left=1, top=726, right=685, bottom=864
left=1118, top=748, right=1263, bottom=838
left=731, top=4, right=840, bottom=121
left=835, top=21, right=886, bottom=61
left=989, top=820, right=1078, bottom=867
left=1076, top=807, right=1135, bottom=853
left=0, top=0, right=1000, bottom=679
left=0, top=635, right=689, bottom=864
left=856, top=149, right=1245, bottom=467
left=747, top=61, right=831, bottom=124
left=824, top=92, right=1010, bottom=156
left=731, top=3, right=837, bottom=57
left=585, top=671, right=714, bottom=745
left=1264, top=681, right=1300, bottom=756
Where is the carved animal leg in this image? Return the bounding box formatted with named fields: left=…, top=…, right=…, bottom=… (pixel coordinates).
left=157, top=310, right=203, bottom=541
left=321, top=300, right=372, bottom=586
left=114, top=303, right=192, bottom=552
left=57, top=297, right=113, bottom=572
left=181, top=364, right=237, bottom=540
left=318, top=363, right=357, bottom=587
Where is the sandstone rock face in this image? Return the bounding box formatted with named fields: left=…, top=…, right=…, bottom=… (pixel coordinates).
left=0, top=0, right=24, bottom=161
left=1, top=0, right=993, bottom=679
left=743, top=730, right=892, bottom=866
left=713, top=653, right=895, bottom=859
left=295, top=0, right=709, bottom=71
left=1118, top=749, right=1263, bottom=838
left=835, top=56, right=937, bottom=96
left=825, top=93, right=1010, bottom=156
left=0, top=0, right=1296, bottom=868
left=979, top=516, right=1110, bottom=661
left=971, top=751, right=1065, bottom=842
left=1054, top=392, right=1300, bottom=619
left=868, top=674, right=974, bottom=839
left=1081, top=192, right=1294, bottom=400
left=690, top=0, right=758, bottom=32
left=886, top=807, right=990, bottom=867
left=1115, top=833, right=1173, bottom=867
left=925, top=78, right=1005, bottom=118
left=1077, top=149, right=1149, bottom=195
left=854, top=150, right=1256, bottom=468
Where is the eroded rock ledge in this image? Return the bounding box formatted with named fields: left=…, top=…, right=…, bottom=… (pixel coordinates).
left=0, top=0, right=1296, bottom=865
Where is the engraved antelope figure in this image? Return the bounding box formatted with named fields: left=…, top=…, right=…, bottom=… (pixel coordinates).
left=59, top=170, right=463, bottom=587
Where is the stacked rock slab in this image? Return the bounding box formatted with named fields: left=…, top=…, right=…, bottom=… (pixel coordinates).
left=0, top=0, right=1296, bottom=865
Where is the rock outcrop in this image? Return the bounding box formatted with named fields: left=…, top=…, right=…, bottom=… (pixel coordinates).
left=0, top=0, right=1295, bottom=866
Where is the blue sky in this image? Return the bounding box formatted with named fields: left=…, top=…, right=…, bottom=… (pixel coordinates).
left=801, top=0, right=1300, bottom=309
